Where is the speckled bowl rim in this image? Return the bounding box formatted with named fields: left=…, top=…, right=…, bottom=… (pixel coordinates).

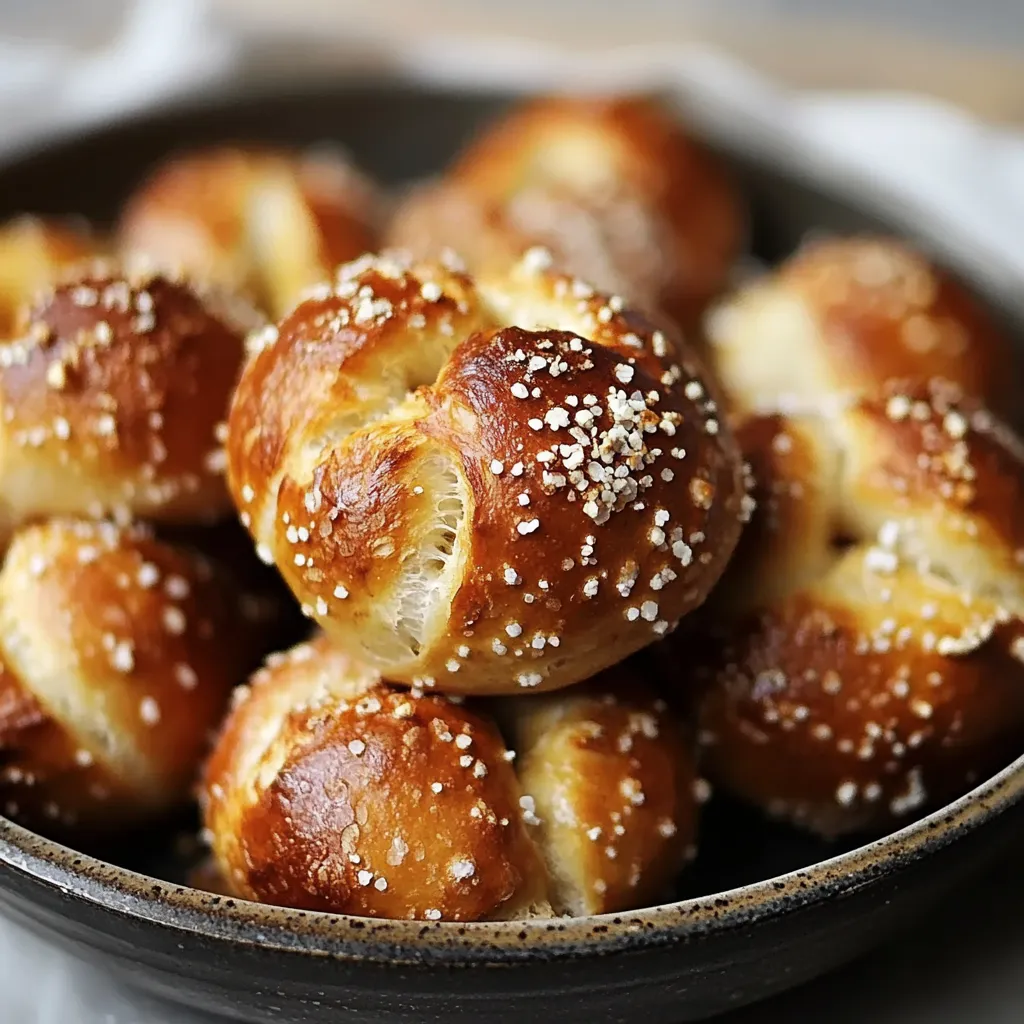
left=2, top=750, right=1022, bottom=965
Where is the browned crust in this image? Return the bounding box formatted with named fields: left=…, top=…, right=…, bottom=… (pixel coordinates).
left=119, top=147, right=382, bottom=318
left=698, top=552, right=1024, bottom=837
left=501, top=663, right=697, bottom=915
left=689, top=378, right=1024, bottom=836
left=707, top=237, right=1017, bottom=418
left=387, top=95, right=743, bottom=327
left=227, top=254, right=746, bottom=694
left=202, top=635, right=698, bottom=920
left=203, top=636, right=548, bottom=921
left=0, top=519, right=254, bottom=836
left=0, top=216, right=106, bottom=337
left=0, top=266, right=250, bottom=535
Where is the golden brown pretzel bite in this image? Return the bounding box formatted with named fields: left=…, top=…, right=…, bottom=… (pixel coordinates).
left=705, top=237, right=1017, bottom=418
left=0, top=518, right=252, bottom=836
left=695, top=381, right=1024, bottom=836
left=387, top=95, right=743, bottom=328
left=119, top=147, right=382, bottom=318
left=202, top=636, right=696, bottom=920
left=226, top=251, right=747, bottom=695
left=0, top=263, right=255, bottom=540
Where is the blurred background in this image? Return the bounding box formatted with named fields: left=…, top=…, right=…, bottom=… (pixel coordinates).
left=1, top=0, right=1024, bottom=119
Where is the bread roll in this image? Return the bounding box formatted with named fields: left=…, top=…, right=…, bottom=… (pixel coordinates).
left=387, top=95, right=743, bottom=328
left=0, top=263, right=255, bottom=539
left=694, top=381, right=1024, bottom=836
left=202, top=636, right=696, bottom=920
left=0, top=216, right=104, bottom=335
left=496, top=666, right=696, bottom=916
left=119, top=147, right=381, bottom=318
left=0, top=519, right=252, bottom=836
left=705, top=237, right=1016, bottom=418
left=226, top=250, right=747, bottom=695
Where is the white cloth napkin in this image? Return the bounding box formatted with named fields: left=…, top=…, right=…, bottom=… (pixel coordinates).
left=1, top=2, right=1024, bottom=1021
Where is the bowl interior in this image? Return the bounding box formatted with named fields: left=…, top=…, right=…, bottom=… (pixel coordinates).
left=0, top=82, right=1022, bottom=947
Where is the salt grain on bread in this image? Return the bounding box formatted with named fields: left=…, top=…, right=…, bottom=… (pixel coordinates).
left=201, top=635, right=696, bottom=920
left=695, top=381, right=1024, bottom=836
left=0, top=263, right=254, bottom=542
left=226, top=250, right=747, bottom=694
left=387, top=95, right=743, bottom=328
left=0, top=519, right=251, bottom=836
left=119, top=146, right=382, bottom=319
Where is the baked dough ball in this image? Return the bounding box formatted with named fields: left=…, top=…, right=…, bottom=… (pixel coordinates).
left=695, top=382, right=1024, bottom=836
left=202, top=635, right=696, bottom=920
left=119, top=147, right=382, bottom=318
left=227, top=251, right=747, bottom=694
left=0, top=216, right=104, bottom=336
left=387, top=95, right=743, bottom=327
left=0, top=519, right=252, bottom=836
left=705, top=237, right=1017, bottom=418
left=0, top=263, right=255, bottom=540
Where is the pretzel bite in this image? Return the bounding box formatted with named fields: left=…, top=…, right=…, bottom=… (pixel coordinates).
left=705, top=237, right=1016, bottom=418
left=0, top=216, right=104, bottom=335
left=497, top=666, right=696, bottom=916
left=696, top=381, right=1024, bottom=836
left=203, top=635, right=550, bottom=921
left=227, top=251, right=747, bottom=695
left=201, top=636, right=697, bottom=919
left=0, top=519, right=251, bottom=836
left=387, top=95, right=743, bottom=327
left=0, top=264, right=255, bottom=540
left=119, top=147, right=382, bottom=318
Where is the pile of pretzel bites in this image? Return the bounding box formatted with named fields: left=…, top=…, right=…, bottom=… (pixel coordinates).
left=1, top=95, right=1021, bottom=923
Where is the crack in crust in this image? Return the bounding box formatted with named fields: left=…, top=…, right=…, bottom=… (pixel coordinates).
left=227, top=251, right=747, bottom=694
left=692, top=238, right=1024, bottom=836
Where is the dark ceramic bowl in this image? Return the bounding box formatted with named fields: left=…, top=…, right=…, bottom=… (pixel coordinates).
left=1, top=84, right=1023, bottom=1024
